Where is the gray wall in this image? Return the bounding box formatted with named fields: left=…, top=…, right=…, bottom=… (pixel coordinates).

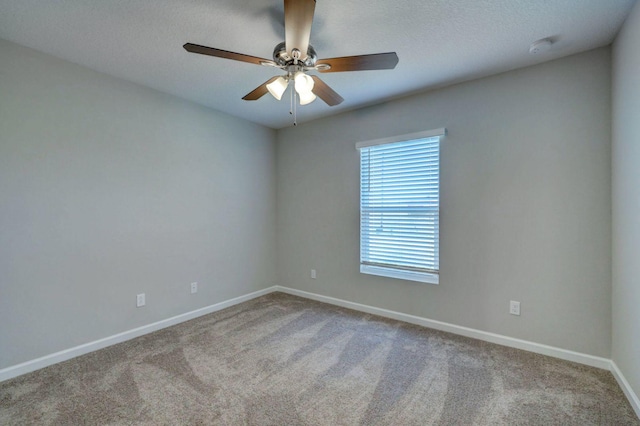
left=0, top=35, right=619, bottom=372
left=613, top=0, right=640, bottom=401
left=277, top=48, right=612, bottom=357
left=0, top=39, right=277, bottom=369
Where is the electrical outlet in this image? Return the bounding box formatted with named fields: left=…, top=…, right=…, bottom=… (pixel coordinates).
left=136, top=293, right=145, bottom=307
left=510, top=300, right=520, bottom=316
left=190, top=282, right=198, bottom=294
left=311, top=269, right=317, bottom=279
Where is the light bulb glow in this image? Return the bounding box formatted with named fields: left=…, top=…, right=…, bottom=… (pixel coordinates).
left=294, top=72, right=316, bottom=105
left=294, top=72, right=314, bottom=93
left=266, top=76, right=288, bottom=100
left=298, top=91, right=316, bottom=105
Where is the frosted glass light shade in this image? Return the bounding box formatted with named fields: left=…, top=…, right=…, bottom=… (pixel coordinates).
left=294, top=72, right=316, bottom=105
left=298, top=91, right=316, bottom=105
left=266, top=76, right=288, bottom=100
left=294, top=72, right=314, bottom=92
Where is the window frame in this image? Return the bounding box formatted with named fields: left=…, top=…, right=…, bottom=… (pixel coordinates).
left=356, top=128, right=446, bottom=285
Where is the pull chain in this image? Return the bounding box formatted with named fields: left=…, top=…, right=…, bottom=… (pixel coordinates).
left=293, top=90, right=297, bottom=126
left=289, top=83, right=293, bottom=116
left=287, top=77, right=297, bottom=126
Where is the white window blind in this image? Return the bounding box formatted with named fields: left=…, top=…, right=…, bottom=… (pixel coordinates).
left=358, top=130, right=444, bottom=284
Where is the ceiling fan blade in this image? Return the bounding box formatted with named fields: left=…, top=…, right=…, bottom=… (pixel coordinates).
left=284, top=0, right=316, bottom=60
left=310, top=76, right=344, bottom=106
left=242, top=77, right=280, bottom=101
left=184, top=43, right=271, bottom=66
left=316, top=52, right=399, bottom=72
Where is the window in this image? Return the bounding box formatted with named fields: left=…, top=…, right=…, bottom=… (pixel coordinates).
left=357, top=128, right=445, bottom=284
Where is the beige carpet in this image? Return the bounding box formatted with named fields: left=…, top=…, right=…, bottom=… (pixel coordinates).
left=1, top=292, right=638, bottom=425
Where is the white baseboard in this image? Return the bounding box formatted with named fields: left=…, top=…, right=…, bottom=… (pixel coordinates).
left=611, top=361, right=640, bottom=419
left=0, top=286, right=277, bottom=383
left=274, top=286, right=612, bottom=370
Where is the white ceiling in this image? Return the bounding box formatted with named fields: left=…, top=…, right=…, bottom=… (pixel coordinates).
left=0, top=0, right=636, bottom=129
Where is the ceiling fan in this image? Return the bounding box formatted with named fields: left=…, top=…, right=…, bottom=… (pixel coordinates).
left=183, top=0, right=398, bottom=113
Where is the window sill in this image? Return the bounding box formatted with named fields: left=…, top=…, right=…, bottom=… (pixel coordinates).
left=360, top=265, right=439, bottom=285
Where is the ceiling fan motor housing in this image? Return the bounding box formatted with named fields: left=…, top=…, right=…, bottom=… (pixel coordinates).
left=273, top=41, right=317, bottom=67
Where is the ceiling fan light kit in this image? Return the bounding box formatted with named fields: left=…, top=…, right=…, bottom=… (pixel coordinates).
left=183, top=0, right=398, bottom=125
